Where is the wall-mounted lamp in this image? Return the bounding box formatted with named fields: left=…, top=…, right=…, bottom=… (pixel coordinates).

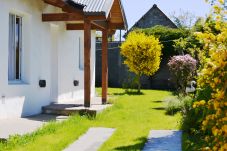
left=73, top=80, right=79, bottom=86
left=39, top=80, right=46, bottom=88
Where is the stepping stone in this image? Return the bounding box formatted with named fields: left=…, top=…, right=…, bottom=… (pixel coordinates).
left=64, top=127, right=115, bottom=151
left=0, top=114, right=67, bottom=139
left=143, top=130, right=182, bottom=151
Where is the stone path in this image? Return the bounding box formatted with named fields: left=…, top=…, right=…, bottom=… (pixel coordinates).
left=143, top=130, right=182, bottom=151
left=0, top=114, right=67, bottom=139
left=64, top=127, right=115, bottom=151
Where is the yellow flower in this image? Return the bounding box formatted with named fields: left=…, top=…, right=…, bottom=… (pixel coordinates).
left=218, top=0, right=224, bottom=4
left=200, top=100, right=206, bottom=106
left=214, top=101, right=220, bottom=109
left=193, top=103, right=197, bottom=108
left=223, top=143, right=227, bottom=150
left=193, top=100, right=206, bottom=108
left=202, top=120, right=208, bottom=126
left=216, top=90, right=224, bottom=99
left=212, top=127, right=219, bottom=136
left=221, top=125, right=227, bottom=133
left=213, top=146, right=218, bottom=151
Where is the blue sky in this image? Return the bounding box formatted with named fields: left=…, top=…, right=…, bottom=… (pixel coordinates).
left=121, top=0, right=212, bottom=28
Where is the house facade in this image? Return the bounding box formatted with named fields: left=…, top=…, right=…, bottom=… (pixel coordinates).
left=0, top=0, right=127, bottom=119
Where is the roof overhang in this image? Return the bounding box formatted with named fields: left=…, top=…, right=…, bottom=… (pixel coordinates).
left=42, top=0, right=128, bottom=31
left=64, top=0, right=85, bottom=10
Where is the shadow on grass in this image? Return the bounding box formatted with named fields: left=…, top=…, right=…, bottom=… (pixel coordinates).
left=151, top=107, right=166, bottom=110
left=152, top=100, right=163, bottom=103
left=114, top=137, right=147, bottom=150
left=113, top=91, right=144, bottom=96
left=0, top=138, right=7, bottom=144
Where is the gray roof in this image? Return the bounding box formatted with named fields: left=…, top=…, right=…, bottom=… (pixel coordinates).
left=72, top=0, right=114, bottom=17
left=128, top=4, right=177, bottom=31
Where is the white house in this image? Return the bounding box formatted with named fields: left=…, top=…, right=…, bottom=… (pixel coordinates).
left=0, top=0, right=127, bottom=119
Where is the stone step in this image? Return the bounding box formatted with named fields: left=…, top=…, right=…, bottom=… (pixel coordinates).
left=143, top=130, right=182, bottom=151
left=64, top=127, right=115, bottom=151
left=42, top=103, right=112, bottom=117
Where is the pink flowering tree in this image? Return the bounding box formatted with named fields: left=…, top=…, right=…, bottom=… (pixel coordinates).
left=168, top=54, right=197, bottom=94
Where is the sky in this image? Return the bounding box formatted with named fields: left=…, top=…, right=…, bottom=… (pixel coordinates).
left=121, top=0, right=212, bottom=29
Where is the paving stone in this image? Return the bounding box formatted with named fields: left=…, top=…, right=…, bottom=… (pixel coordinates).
left=0, top=114, right=67, bottom=139
left=143, top=130, right=182, bottom=151
left=64, top=128, right=115, bottom=151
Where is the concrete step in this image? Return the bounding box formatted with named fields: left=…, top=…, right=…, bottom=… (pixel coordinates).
left=42, top=103, right=112, bottom=117
left=64, top=127, right=115, bottom=151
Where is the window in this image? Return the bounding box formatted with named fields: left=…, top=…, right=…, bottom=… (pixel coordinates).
left=79, top=37, right=84, bottom=70
left=8, top=14, right=22, bottom=81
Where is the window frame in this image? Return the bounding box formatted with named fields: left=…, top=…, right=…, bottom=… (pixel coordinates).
left=8, top=13, right=23, bottom=82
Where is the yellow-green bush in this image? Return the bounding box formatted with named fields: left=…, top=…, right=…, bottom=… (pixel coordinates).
left=120, top=31, right=162, bottom=92
left=193, top=0, right=227, bottom=150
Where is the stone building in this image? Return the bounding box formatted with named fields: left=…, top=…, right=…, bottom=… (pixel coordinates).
left=129, top=4, right=177, bottom=31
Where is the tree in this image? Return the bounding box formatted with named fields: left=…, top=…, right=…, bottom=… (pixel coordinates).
left=136, top=25, right=189, bottom=56
left=168, top=54, right=197, bottom=95
left=120, top=31, right=162, bottom=93
left=170, top=9, right=197, bottom=28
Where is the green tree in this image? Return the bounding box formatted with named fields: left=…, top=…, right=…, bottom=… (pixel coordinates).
left=120, top=31, right=162, bottom=93
left=170, top=9, right=197, bottom=28
left=136, top=25, right=189, bottom=56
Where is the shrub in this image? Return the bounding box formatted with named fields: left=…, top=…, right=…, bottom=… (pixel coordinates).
left=184, top=1, right=227, bottom=150
left=135, top=25, right=190, bottom=56
left=168, top=54, right=197, bottom=95
left=164, top=96, right=193, bottom=116
left=120, top=31, right=162, bottom=93
left=164, top=97, right=182, bottom=115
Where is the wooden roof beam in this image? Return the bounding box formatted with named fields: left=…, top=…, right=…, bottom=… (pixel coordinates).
left=42, top=13, right=107, bottom=22
left=43, top=0, right=84, bottom=13
left=43, top=0, right=65, bottom=8
left=42, top=13, right=84, bottom=22
left=91, top=21, right=107, bottom=30
left=108, top=29, right=116, bottom=35
left=66, top=23, right=105, bottom=31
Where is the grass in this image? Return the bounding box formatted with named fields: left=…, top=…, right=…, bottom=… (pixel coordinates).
left=0, top=88, right=181, bottom=151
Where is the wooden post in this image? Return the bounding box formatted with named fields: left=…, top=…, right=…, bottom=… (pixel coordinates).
left=119, top=30, right=122, bottom=42
left=84, top=18, right=91, bottom=107
left=102, top=29, right=108, bottom=104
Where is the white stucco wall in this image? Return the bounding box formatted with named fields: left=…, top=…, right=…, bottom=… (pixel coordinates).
left=0, top=0, right=96, bottom=119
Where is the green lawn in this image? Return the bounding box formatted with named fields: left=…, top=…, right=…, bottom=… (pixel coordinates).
left=0, top=88, right=181, bottom=151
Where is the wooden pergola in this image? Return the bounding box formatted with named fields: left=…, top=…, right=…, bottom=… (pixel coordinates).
left=42, top=0, right=127, bottom=107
